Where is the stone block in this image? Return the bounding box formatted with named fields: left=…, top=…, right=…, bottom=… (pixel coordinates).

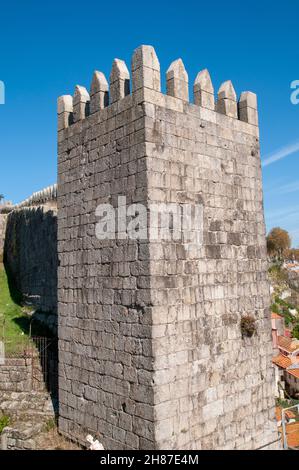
left=57, top=45, right=278, bottom=451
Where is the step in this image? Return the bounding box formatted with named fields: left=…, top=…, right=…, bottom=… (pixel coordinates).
left=0, top=391, right=55, bottom=417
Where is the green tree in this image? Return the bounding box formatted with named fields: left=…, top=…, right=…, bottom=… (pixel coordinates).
left=292, top=323, right=299, bottom=340
left=266, top=227, right=291, bottom=258
left=0, top=194, right=4, bottom=203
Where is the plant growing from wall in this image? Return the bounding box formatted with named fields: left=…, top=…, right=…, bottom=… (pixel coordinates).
left=44, top=417, right=57, bottom=432
left=240, top=315, right=257, bottom=338
left=0, top=414, right=10, bottom=434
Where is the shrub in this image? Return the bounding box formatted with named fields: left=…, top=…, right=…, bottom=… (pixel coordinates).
left=271, top=303, right=280, bottom=314
left=0, top=415, right=10, bottom=434
left=241, top=315, right=256, bottom=338
left=292, top=323, right=299, bottom=340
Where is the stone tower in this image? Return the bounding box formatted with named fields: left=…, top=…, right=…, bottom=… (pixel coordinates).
left=57, top=45, right=280, bottom=449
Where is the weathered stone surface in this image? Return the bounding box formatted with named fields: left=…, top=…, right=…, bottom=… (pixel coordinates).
left=57, top=45, right=279, bottom=450
left=0, top=213, right=8, bottom=259
left=166, top=58, right=189, bottom=101
left=57, top=95, right=73, bottom=131
left=4, top=206, right=58, bottom=327
left=193, top=69, right=215, bottom=110
left=132, top=45, right=161, bottom=93
left=58, top=87, right=154, bottom=450
left=239, top=91, right=258, bottom=126
left=90, top=71, right=109, bottom=114
left=73, top=85, right=90, bottom=122
left=110, top=59, right=130, bottom=104
left=0, top=360, right=32, bottom=393
left=216, top=80, right=238, bottom=118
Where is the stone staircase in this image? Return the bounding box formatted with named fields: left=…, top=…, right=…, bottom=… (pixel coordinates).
left=2, top=420, right=47, bottom=450
left=0, top=391, right=55, bottom=417
left=0, top=341, right=58, bottom=449
left=0, top=390, right=56, bottom=450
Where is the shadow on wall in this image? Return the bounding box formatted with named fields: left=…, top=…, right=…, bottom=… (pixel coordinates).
left=3, top=206, right=58, bottom=334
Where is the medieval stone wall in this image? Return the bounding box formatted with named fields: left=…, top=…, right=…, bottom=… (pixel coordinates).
left=57, top=45, right=280, bottom=450
left=0, top=213, right=8, bottom=260
left=0, top=358, right=33, bottom=393
left=0, top=357, right=55, bottom=451
left=4, top=204, right=58, bottom=330
left=57, top=80, right=154, bottom=449
left=144, top=85, right=276, bottom=450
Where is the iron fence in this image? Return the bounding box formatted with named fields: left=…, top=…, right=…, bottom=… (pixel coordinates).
left=0, top=334, right=58, bottom=396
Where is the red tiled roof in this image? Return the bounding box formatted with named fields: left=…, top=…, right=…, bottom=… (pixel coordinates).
left=272, top=354, right=292, bottom=369
left=271, top=312, right=283, bottom=320
left=285, top=422, right=299, bottom=449
left=275, top=407, right=296, bottom=422
left=276, top=408, right=299, bottom=449
left=275, top=407, right=281, bottom=422
left=286, top=410, right=296, bottom=420
left=287, top=368, right=299, bottom=380
left=278, top=335, right=299, bottom=353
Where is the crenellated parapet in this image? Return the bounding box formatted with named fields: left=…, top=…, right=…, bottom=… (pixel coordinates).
left=57, top=45, right=258, bottom=131
left=194, top=69, right=215, bottom=110
left=90, top=71, right=109, bottom=113
left=166, top=58, right=189, bottom=102
left=14, top=184, right=57, bottom=209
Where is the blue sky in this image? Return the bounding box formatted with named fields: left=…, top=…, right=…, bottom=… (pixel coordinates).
left=0, top=1, right=298, bottom=245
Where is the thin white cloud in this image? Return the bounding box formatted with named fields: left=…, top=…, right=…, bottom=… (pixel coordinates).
left=266, top=206, right=299, bottom=231
left=277, top=180, right=299, bottom=194
left=266, top=204, right=299, bottom=221
left=263, top=178, right=287, bottom=195
left=262, top=140, right=299, bottom=167
left=265, top=179, right=299, bottom=195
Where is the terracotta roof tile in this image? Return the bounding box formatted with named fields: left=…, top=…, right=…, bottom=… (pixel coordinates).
left=276, top=407, right=296, bottom=422
left=285, top=410, right=296, bottom=420
left=275, top=407, right=281, bottom=422
left=278, top=335, right=299, bottom=353
left=287, top=368, right=299, bottom=379
left=285, top=422, right=299, bottom=448
left=271, top=312, right=283, bottom=320
left=272, top=354, right=292, bottom=369
left=276, top=406, right=299, bottom=448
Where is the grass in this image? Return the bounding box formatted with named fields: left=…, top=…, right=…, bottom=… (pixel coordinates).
left=271, top=295, right=299, bottom=334
left=0, top=263, right=29, bottom=351
left=0, top=414, right=10, bottom=434
left=36, top=427, right=81, bottom=450
left=269, top=264, right=299, bottom=335
left=268, top=263, right=289, bottom=283
left=0, top=263, right=53, bottom=354
left=43, top=417, right=57, bottom=433
left=277, top=398, right=299, bottom=407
